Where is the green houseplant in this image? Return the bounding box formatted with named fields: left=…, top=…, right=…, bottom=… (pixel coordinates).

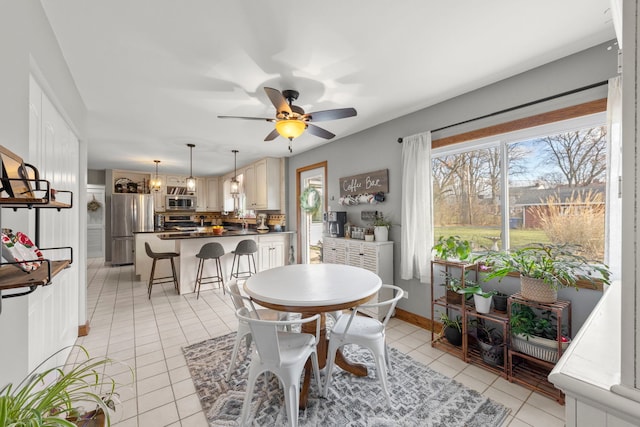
left=457, top=285, right=496, bottom=314
left=469, top=319, right=504, bottom=367
left=509, top=303, right=570, bottom=363
left=432, top=235, right=472, bottom=262
left=476, top=243, right=610, bottom=303
left=372, top=213, right=391, bottom=242
left=0, top=346, right=132, bottom=426
left=438, top=313, right=463, bottom=346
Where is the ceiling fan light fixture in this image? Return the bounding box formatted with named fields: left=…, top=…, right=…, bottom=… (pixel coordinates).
left=275, top=119, right=306, bottom=140
left=186, top=143, right=196, bottom=192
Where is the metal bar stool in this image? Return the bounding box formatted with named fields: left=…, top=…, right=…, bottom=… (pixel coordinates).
left=194, top=242, right=225, bottom=299
left=145, top=242, right=180, bottom=299
left=229, top=239, right=258, bottom=281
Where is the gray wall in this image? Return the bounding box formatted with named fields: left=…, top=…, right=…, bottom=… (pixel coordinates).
left=287, top=41, right=618, bottom=333
left=88, top=169, right=106, bottom=185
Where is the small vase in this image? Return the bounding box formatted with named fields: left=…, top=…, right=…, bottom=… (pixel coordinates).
left=493, top=294, right=508, bottom=312
left=374, top=226, right=388, bottom=242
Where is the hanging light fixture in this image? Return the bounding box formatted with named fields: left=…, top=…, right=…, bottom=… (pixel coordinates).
left=275, top=119, right=306, bottom=140
left=186, top=143, right=196, bottom=192
left=150, top=160, right=161, bottom=192
left=230, top=149, right=239, bottom=196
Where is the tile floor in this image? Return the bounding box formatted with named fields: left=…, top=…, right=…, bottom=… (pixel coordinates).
left=73, top=258, right=566, bottom=426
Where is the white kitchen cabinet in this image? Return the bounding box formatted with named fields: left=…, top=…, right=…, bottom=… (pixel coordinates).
left=244, top=157, right=281, bottom=210
left=195, top=177, right=206, bottom=211
left=152, top=174, right=167, bottom=211
left=206, top=177, right=220, bottom=211
left=257, top=234, right=287, bottom=271
left=323, top=237, right=394, bottom=320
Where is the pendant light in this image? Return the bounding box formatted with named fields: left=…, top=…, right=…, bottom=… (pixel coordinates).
left=186, top=143, right=196, bottom=192
left=150, top=160, right=161, bottom=192
left=230, top=149, right=239, bottom=196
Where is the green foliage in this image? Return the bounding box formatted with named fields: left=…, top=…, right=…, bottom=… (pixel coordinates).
left=476, top=243, right=610, bottom=290
left=432, top=235, right=472, bottom=261
left=439, top=313, right=462, bottom=333
left=372, top=212, right=391, bottom=227
left=455, top=284, right=496, bottom=298
left=469, top=319, right=503, bottom=345
left=509, top=303, right=566, bottom=340
left=0, top=346, right=132, bottom=427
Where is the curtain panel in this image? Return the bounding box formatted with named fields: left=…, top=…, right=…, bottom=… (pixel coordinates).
left=400, top=132, right=432, bottom=282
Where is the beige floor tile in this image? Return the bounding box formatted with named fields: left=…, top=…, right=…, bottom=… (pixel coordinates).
left=136, top=360, right=169, bottom=381
left=428, top=360, right=462, bottom=378
left=453, top=372, right=490, bottom=394
left=525, top=392, right=566, bottom=420
left=461, top=364, right=499, bottom=385
left=180, top=410, right=210, bottom=427
left=507, top=417, right=533, bottom=426
left=137, top=372, right=171, bottom=396
left=137, top=402, right=180, bottom=426
left=176, top=393, right=204, bottom=419
left=515, top=403, right=564, bottom=427
left=172, top=378, right=197, bottom=400
left=483, top=386, right=525, bottom=416
left=492, top=377, right=533, bottom=401
left=137, top=385, right=175, bottom=413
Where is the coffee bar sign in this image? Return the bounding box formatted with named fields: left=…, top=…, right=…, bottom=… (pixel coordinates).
left=339, top=169, right=389, bottom=197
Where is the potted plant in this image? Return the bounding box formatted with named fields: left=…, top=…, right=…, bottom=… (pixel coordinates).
left=364, top=227, right=375, bottom=242
left=432, top=235, right=472, bottom=262
left=469, top=319, right=504, bottom=367
left=492, top=291, right=509, bottom=312
left=476, top=243, right=611, bottom=303
left=509, top=303, right=570, bottom=363
left=372, top=213, right=391, bottom=241
left=458, top=285, right=496, bottom=314
left=0, top=345, right=132, bottom=426
left=438, top=312, right=463, bottom=346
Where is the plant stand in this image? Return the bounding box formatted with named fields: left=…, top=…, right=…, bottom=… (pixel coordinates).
left=507, top=294, right=571, bottom=404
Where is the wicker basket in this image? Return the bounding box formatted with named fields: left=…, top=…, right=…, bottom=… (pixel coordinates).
left=511, top=334, right=570, bottom=363
left=520, top=276, right=557, bottom=303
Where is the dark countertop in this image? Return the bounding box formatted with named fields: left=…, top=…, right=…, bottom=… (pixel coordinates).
left=156, top=230, right=294, bottom=240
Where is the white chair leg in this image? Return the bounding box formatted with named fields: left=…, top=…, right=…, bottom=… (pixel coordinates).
left=284, top=381, right=299, bottom=427
left=322, top=342, right=339, bottom=397
left=311, top=351, right=322, bottom=396
left=384, top=343, right=393, bottom=374
left=227, top=332, right=248, bottom=381
left=373, top=348, right=392, bottom=408
left=240, top=363, right=260, bottom=425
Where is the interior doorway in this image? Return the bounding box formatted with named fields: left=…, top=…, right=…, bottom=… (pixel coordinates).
left=87, top=184, right=106, bottom=258
left=296, top=162, right=327, bottom=264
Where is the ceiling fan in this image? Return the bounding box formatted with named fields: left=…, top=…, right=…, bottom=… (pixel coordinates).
left=218, top=87, right=357, bottom=152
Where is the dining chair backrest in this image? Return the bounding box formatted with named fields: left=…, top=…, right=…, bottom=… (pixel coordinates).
left=341, top=284, right=404, bottom=334
left=237, top=309, right=320, bottom=367
left=226, top=279, right=260, bottom=315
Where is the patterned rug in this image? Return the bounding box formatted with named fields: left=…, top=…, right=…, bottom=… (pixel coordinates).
left=183, top=333, right=509, bottom=426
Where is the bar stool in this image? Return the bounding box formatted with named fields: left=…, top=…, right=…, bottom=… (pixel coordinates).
left=229, top=239, right=258, bottom=280
left=145, top=242, right=180, bottom=299
left=194, top=242, right=225, bottom=299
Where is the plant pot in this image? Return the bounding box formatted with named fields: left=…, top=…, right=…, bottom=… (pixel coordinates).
left=69, top=409, right=106, bottom=427
left=520, top=276, right=557, bottom=303
left=473, top=294, right=492, bottom=314
left=443, top=326, right=462, bottom=346
left=364, top=234, right=374, bottom=242
left=477, top=340, right=504, bottom=367
left=493, top=294, right=508, bottom=312
left=511, top=333, right=570, bottom=363
left=446, top=289, right=462, bottom=305
left=373, top=226, right=388, bottom=242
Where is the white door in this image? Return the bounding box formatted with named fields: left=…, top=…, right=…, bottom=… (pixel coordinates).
left=87, top=185, right=106, bottom=258
left=299, top=167, right=324, bottom=264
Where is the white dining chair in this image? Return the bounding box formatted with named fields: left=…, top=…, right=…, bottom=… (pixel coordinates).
left=322, top=284, right=404, bottom=407
left=236, top=308, right=322, bottom=427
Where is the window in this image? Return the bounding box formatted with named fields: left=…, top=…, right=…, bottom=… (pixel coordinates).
left=432, top=113, right=607, bottom=262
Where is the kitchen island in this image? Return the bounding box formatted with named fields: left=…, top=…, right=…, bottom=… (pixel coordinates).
left=134, top=230, right=294, bottom=295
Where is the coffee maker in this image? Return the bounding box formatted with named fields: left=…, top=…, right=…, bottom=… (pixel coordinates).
left=324, top=211, right=347, bottom=237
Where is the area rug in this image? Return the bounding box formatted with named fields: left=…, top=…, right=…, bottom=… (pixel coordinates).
left=183, top=333, right=509, bottom=426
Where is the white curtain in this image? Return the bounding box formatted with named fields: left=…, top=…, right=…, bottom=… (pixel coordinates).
left=610, top=0, right=623, bottom=48
left=605, top=76, right=622, bottom=282
left=400, top=132, right=432, bottom=282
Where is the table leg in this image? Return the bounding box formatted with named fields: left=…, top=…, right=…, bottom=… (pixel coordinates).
left=300, top=312, right=326, bottom=409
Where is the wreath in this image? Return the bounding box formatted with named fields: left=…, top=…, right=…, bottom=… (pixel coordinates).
left=300, top=186, right=321, bottom=214
left=87, top=196, right=102, bottom=212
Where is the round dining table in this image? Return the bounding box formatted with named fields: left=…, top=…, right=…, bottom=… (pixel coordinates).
left=244, top=263, right=382, bottom=408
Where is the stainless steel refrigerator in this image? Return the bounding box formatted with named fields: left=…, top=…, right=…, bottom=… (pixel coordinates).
left=111, top=193, right=154, bottom=265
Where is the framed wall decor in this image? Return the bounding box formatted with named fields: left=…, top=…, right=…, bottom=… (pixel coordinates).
left=0, top=145, right=34, bottom=199
left=339, top=169, right=389, bottom=197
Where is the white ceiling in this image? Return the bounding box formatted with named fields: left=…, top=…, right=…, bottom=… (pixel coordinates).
left=40, top=0, right=615, bottom=177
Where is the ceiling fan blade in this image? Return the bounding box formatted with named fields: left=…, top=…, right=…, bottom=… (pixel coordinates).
left=264, top=129, right=280, bottom=141
left=304, top=108, right=357, bottom=122
left=306, top=124, right=335, bottom=139
left=218, top=115, right=275, bottom=122
left=264, top=87, right=292, bottom=115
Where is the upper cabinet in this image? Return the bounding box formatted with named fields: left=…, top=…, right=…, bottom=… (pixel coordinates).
left=195, top=177, right=206, bottom=211
left=206, top=177, right=221, bottom=211
left=151, top=174, right=167, bottom=211
left=244, top=158, right=281, bottom=210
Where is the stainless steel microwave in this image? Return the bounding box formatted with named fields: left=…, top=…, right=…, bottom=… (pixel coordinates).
left=166, top=195, right=197, bottom=211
